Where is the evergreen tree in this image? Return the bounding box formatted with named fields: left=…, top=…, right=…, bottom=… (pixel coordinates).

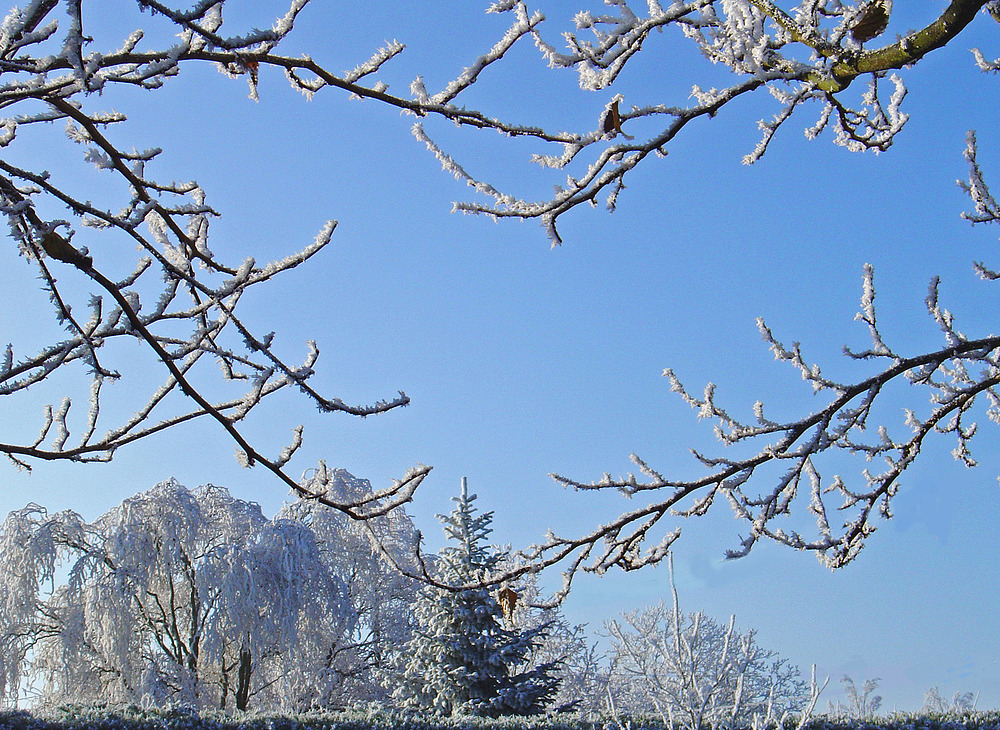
left=393, top=478, right=561, bottom=716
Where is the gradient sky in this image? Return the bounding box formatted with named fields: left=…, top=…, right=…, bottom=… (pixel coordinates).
left=2, top=0, right=1000, bottom=713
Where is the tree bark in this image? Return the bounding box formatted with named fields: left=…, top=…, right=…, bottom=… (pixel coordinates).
left=236, top=642, right=252, bottom=712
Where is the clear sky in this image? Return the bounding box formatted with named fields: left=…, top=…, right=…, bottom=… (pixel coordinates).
left=2, top=0, right=1000, bottom=713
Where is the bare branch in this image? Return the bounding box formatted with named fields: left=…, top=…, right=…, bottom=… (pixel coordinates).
left=524, top=137, right=1000, bottom=584
left=0, top=1, right=456, bottom=524
left=413, top=0, right=988, bottom=244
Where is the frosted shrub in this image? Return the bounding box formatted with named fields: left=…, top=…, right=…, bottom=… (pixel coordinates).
left=922, top=686, right=978, bottom=715
left=603, top=556, right=821, bottom=730
left=826, top=676, right=882, bottom=720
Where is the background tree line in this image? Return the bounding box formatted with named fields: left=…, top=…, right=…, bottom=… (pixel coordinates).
left=0, top=469, right=817, bottom=722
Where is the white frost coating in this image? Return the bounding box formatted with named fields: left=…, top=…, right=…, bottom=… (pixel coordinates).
left=430, top=7, right=543, bottom=105
left=215, top=256, right=255, bottom=298
left=235, top=446, right=252, bottom=468
left=246, top=220, right=334, bottom=286
left=0, top=473, right=423, bottom=709
left=271, top=0, right=309, bottom=37
left=409, top=76, right=430, bottom=104
left=412, top=123, right=516, bottom=209
left=83, top=147, right=114, bottom=170
left=286, top=64, right=324, bottom=99
left=52, top=396, right=71, bottom=450
left=343, top=40, right=405, bottom=83
left=0, top=119, right=16, bottom=147
left=972, top=47, right=1000, bottom=72
left=487, top=0, right=520, bottom=11
left=531, top=141, right=585, bottom=170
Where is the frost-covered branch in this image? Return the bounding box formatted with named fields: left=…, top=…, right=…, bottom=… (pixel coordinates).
left=387, top=0, right=1000, bottom=591
left=0, top=0, right=528, bottom=522
left=516, top=133, right=1000, bottom=587
left=412, top=0, right=988, bottom=244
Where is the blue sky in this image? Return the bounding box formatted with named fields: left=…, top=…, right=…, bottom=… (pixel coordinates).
left=3, top=0, right=1000, bottom=712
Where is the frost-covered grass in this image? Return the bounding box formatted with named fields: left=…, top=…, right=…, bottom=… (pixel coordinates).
left=2, top=707, right=1000, bottom=730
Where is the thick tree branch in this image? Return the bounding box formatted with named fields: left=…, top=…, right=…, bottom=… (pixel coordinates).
left=825, top=0, right=987, bottom=91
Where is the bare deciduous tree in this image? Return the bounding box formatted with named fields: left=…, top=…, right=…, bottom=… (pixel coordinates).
left=602, top=556, right=819, bottom=730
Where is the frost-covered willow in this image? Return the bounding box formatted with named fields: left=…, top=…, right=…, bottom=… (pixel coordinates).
left=0, top=468, right=420, bottom=711
left=276, top=465, right=422, bottom=708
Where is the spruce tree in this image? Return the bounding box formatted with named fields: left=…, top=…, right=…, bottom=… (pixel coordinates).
left=393, top=478, right=561, bottom=716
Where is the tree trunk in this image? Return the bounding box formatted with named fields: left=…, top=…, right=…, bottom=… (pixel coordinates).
left=219, top=663, right=229, bottom=710
left=235, top=642, right=252, bottom=712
